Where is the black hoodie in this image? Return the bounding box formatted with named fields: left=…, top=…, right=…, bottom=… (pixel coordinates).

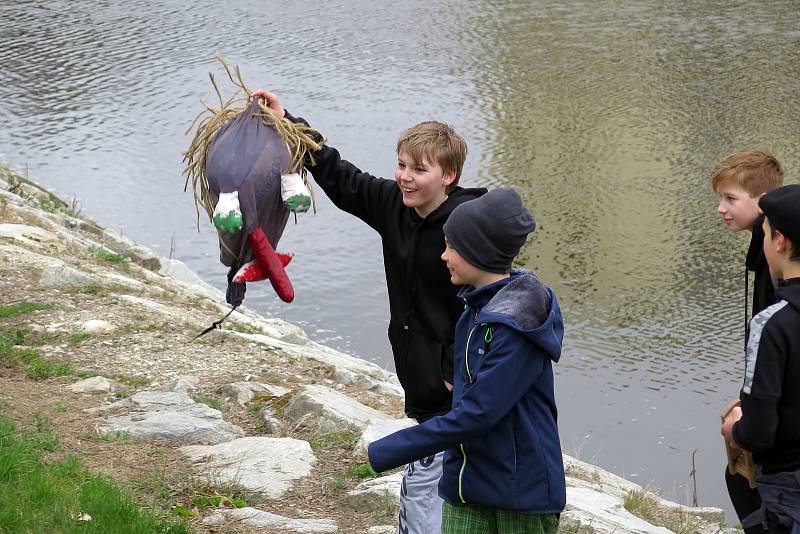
left=746, top=215, right=777, bottom=318
left=286, top=112, right=486, bottom=421
left=733, top=278, right=800, bottom=474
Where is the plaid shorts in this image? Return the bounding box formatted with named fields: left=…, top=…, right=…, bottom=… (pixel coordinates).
left=441, top=501, right=559, bottom=534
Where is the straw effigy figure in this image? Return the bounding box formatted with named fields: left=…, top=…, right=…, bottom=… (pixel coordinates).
left=183, top=56, right=322, bottom=305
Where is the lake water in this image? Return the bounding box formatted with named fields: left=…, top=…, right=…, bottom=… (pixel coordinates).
left=2, top=0, right=799, bottom=521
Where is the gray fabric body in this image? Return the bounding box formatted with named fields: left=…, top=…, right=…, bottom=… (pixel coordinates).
left=443, top=187, right=535, bottom=274
left=398, top=451, right=444, bottom=534
left=206, top=99, right=291, bottom=270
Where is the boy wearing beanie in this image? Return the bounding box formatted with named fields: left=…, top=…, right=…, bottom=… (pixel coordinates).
left=722, top=184, right=800, bottom=533
left=369, top=187, right=566, bottom=534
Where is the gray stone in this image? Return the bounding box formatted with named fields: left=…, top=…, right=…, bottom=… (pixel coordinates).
left=563, top=454, right=642, bottom=499
left=80, top=319, right=116, bottom=334
left=345, top=472, right=402, bottom=512
left=126, top=391, right=196, bottom=409
left=67, top=376, right=114, bottom=394
left=180, top=437, right=315, bottom=498
left=0, top=223, right=58, bottom=245
left=334, top=367, right=404, bottom=396
left=564, top=487, right=673, bottom=534
left=98, top=403, right=243, bottom=445
left=220, top=382, right=291, bottom=406
left=366, top=527, right=396, bottom=534
left=203, top=507, right=336, bottom=532
left=159, top=376, right=200, bottom=394
left=260, top=409, right=283, bottom=433
left=354, top=418, right=416, bottom=456
left=284, top=384, right=390, bottom=432
left=39, top=263, right=94, bottom=288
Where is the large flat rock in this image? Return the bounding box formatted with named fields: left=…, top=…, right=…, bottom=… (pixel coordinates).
left=179, top=437, right=316, bottom=498
left=203, top=507, right=337, bottom=532
left=285, top=384, right=390, bottom=432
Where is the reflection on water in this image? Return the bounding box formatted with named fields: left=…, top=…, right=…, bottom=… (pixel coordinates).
left=1, top=0, right=798, bottom=521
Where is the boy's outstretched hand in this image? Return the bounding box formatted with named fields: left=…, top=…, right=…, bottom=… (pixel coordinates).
left=250, top=89, right=285, bottom=118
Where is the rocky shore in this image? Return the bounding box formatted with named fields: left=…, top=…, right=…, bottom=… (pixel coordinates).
left=0, top=163, right=733, bottom=533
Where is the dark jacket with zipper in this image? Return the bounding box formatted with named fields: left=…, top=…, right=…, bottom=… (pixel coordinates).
left=733, top=278, right=800, bottom=475
left=368, top=270, right=566, bottom=513
left=285, top=111, right=486, bottom=421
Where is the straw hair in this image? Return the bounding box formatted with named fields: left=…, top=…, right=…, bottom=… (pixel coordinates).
left=182, top=54, right=323, bottom=231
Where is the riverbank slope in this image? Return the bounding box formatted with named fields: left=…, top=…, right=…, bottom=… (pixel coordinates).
left=0, top=164, right=732, bottom=533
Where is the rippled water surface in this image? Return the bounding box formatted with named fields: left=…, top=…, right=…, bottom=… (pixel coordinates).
left=2, top=0, right=799, bottom=520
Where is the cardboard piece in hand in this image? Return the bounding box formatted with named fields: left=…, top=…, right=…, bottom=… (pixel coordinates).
left=721, top=399, right=757, bottom=489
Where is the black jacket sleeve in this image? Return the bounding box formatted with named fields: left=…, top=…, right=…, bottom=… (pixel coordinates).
left=284, top=111, right=397, bottom=233
left=732, top=324, right=786, bottom=453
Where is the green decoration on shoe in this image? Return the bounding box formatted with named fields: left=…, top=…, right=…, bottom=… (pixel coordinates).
left=284, top=194, right=311, bottom=213
left=213, top=210, right=244, bottom=233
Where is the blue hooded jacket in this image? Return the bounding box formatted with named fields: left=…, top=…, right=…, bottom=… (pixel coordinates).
left=368, top=270, right=566, bottom=513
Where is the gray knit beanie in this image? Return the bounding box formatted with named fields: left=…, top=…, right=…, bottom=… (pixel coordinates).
left=443, top=187, right=535, bottom=274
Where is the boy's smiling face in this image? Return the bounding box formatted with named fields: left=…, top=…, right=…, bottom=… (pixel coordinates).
left=716, top=182, right=762, bottom=232
left=395, top=151, right=455, bottom=218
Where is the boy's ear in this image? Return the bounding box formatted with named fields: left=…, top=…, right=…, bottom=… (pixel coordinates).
left=776, top=231, right=788, bottom=253
left=442, top=170, right=457, bottom=187
left=756, top=192, right=766, bottom=214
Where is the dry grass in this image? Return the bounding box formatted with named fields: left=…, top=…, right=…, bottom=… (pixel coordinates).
left=623, top=489, right=711, bottom=534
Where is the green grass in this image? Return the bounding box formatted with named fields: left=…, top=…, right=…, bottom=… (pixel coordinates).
left=191, top=396, right=223, bottom=412
left=0, top=328, right=73, bottom=380
left=88, top=245, right=128, bottom=266
left=0, top=302, right=53, bottom=319
left=69, top=333, right=92, bottom=344
left=114, top=374, right=150, bottom=387
left=347, top=462, right=377, bottom=479
left=0, top=418, right=191, bottom=533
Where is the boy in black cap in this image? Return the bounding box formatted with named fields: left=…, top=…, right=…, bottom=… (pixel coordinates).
left=722, top=184, right=800, bottom=533
left=369, top=187, right=566, bottom=534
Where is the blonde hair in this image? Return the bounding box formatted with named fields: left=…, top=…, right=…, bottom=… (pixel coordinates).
left=396, top=121, right=467, bottom=193
left=711, top=148, right=784, bottom=197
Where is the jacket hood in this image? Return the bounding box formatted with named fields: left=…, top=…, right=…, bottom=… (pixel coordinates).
left=461, top=270, right=563, bottom=362
left=777, top=278, right=800, bottom=311
left=420, top=186, right=487, bottom=225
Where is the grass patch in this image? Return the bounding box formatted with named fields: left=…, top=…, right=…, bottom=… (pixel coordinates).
left=114, top=374, right=150, bottom=387
left=624, top=489, right=710, bottom=534
left=69, top=333, right=92, bottom=344
left=24, top=410, right=60, bottom=452
left=0, top=418, right=190, bottom=533
left=192, top=395, right=223, bottom=412
left=302, top=429, right=360, bottom=462
left=0, top=331, right=73, bottom=380
left=347, top=462, right=377, bottom=479
left=131, top=470, right=253, bottom=520
left=99, top=430, right=133, bottom=443
left=0, top=302, right=53, bottom=319
left=246, top=401, right=263, bottom=414
left=89, top=245, right=128, bottom=266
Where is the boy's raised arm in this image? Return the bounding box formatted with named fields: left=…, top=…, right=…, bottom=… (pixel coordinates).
left=251, top=89, right=395, bottom=231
